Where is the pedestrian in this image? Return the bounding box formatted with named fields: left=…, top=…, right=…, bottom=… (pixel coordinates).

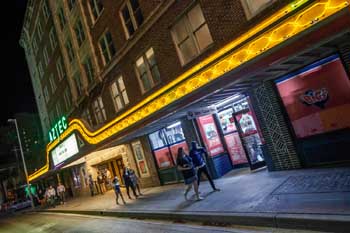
left=122, top=168, right=138, bottom=199
left=129, top=168, right=142, bottom=196
left=189, top=141, right=220, bottom=192
left=88, top=174, right=95, bottom=196
left=57, top=182, right=66, bottom=204
left=177, top=147, right=203, bottom=201
left=112, top=176, right=126, bottom=205
left=97, top=171, right=106, bottom=194
left=46, top=185, right=56, bottom=208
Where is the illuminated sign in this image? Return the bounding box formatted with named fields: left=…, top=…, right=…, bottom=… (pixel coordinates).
left=49, top=116, right=68, bottom=142
left=51, top=133, right=79, bottom=166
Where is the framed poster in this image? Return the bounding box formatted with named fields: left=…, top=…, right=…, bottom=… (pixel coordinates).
left=197, top=115, right=224, bottom=156
left=153, top=147, right=174, bottom=169
left=235, top=111, right=258, bottom=137
left=218, top=108, right=237, bottom=134
left=131, top=141, right=150, bottom=178
left=224, top=133, right=248, bottom=165
left=276, top=55, right=350, bottom=138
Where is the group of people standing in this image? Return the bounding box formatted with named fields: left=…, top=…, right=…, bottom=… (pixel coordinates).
left=37, top=182, right=66, bottom=208
left=177, top=141, right=220, bottom=201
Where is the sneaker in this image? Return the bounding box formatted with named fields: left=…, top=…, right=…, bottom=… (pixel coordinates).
left=214, top=188, right=221, bottom=192
left=196, top=196, right=204, bottom=201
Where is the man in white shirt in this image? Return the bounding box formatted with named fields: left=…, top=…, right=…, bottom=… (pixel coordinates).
left=46, top=185, right=56, bottom=207
left=57, top=183, right=66, bottom=204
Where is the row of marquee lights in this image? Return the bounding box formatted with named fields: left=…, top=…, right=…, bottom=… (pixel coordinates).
left=28, top=0, right=350, bottom=181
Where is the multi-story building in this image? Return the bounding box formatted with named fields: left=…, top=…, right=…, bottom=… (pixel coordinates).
left=20, top=0, right=350, bottom=196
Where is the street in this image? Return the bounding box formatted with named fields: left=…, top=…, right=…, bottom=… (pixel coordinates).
left=0, top=212, right=324, bottom=233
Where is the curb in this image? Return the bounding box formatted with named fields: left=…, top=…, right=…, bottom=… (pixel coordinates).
left=40, top=209, right=350, bottom=232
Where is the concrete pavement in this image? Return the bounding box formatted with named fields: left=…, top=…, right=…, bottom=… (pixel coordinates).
left=42, top=167, right=350, bottom=232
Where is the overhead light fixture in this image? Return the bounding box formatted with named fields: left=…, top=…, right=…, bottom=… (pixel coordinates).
left=166, top=121, right=181, bottom=129
left=214, top=94, right=242, bottom=108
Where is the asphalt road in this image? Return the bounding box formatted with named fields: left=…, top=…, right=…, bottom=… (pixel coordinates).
left=0, top=212, right=324, bottom=233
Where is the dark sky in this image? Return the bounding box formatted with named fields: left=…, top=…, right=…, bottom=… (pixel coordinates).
left=0, top=0, right=37, bottom=126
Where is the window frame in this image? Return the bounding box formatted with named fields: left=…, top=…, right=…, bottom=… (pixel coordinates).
left=170, top=4, right=213, bottom=66
left=49, top=74, right=57, bottom=93
left=92, top=96, right=107, bottom=124
left=42, top=1, right=50, bottom=21
left=134, top=47, right=160, bottom=93
left=65, top=39, right=75, bottom=63
left=240, top=0, right=276, bottom=20
left=63, top=88, right=72, bottom=110
left=98, top=30, right=116, bottom=65
left=88, top=0, right=104, bottom=23
left=83, top=57, right=95, bottom=85
left=74, top=19, right=86, bottom=47
left=110, top=75, right=129, bottom=113
left=49, top=27, right=57, bottom=51
left=119, top=0, right=143, bottom=39
left=43, top=46, right=49, bottom=66
left=56, top=57, right=65, bottom=81
left=44, top=86, right=50, bottom=103
left=58, top=7, right=66, bottom=30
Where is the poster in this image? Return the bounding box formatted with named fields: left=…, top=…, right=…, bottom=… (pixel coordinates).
left=235, top=111, right=258, bottom=137
left=218, top=108, right=237, bottom=134
left=242, top=133, right=264, bottom=165
left=131, top=141, right=150, bottom=177
left=154, top=147, right=174, bottom=169
left=197, top=115, right=224, bottom=156
left=276, top=55, right=350, bottom=138
left=224, top=133, right=248, bottom=165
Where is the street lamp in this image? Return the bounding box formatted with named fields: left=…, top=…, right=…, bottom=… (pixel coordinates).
left=8, top=118, right=35, bottom=209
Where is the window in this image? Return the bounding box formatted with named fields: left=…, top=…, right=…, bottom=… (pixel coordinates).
left=49, top=74, right=57, bottom=93
left=32, top=37, right=38, bottom=53
left=42, top=0, right=50, bottom=20
left=37, top=20, right=43, bottom=38
left=56, top=102, right=62, bottom=117
left=63, top=88, right=72, bottom=110
left=38, top=62, right=44, bottom=79
left=66, top=39, right=75, bottom=63
left=110, top=76, right=129, bottom=112
left=99, top=31, right=116, bottom=65
left=58, top=7, right=66, bottom=29
left=43, top=47, right=49, bottom=66
left=68, top=0, right=76, bottom=11
left=83, top=57, right=94, bottom=85
left=44, top=86, right=50, bottom=103
left=74, top=20, right=86, bottom=47
left=120, top=0, right=143, bottom=39
left=93, top=96, right=107, bottom=124
left=56, top=57, right=66, bottom=81
left=49, top=28, right=57, bottom=51
left=171, top=4, right=213, bottom=65
left=74, top=73, right=83, bottom=96
left=241, top=0, right=275, bottom=19
left=89, top=0, right=104, bottom=22
left=82, top=108, right=93, bottom=126
left=135, top=48, right=160, bottom=93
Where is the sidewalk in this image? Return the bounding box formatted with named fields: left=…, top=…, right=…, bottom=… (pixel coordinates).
left=43, top=167, right=350, bottom=232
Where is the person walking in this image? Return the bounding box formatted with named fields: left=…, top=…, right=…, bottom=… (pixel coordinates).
left=88, top=174, right=95, bottom=196
left=56, top=182, right=66, bottom=204
left=122, top=168, right=138, bottom=199
left=189, top=141, right=220, bottom=192
left=177, top=147, right=203, bottom=201
left=112, top=176, right=126, bottom=205
left=129, top=168, right=142, bottom=196
left=46, top=185, right=56, bottom=208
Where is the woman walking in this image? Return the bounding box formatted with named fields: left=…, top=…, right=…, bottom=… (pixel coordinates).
left=176, top=147, right=203, bottom=201
left=112, top=176, right=126, bottom=205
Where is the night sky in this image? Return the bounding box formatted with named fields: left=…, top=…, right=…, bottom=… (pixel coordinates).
left=0, top=0, right=37, bottom=126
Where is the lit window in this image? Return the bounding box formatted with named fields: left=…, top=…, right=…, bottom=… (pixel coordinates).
left=135, top=48, right=160, bottom=93
left=43, top=47, right=49, bottom=66
left=49, top=27, right=57, bottom=51
left=63, top=88, right=72, bottom=110
left=110, top=76, right=129, bottom=112
left=93, top=96, right=107, bottom=124
left=74, top=20, right=86, bottom=47
left=83, top=57, right=94, bottom=85
left=120, top=0, right=143, bottom=39
left=49, top=74, right=57, bottom=93
left=66, top=39, right=75, bottom=63
left=89, top=0, right=103, bottom=22
left=56, top=57, right=66, bottom=81
left=42, top=1, right=50, bottom=20
left=99, top=31, right=116, bottom=65
left=38, top=62, right=44, bottom=79
left=240, top=0, right=276, bottom=19
left=171, top=4, right=213, bottom=65
left=44, top=86, right=50, bottom=103
left=74, top=73, right=83, bottom=96
left=58, top=7, right=66, bottom=29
